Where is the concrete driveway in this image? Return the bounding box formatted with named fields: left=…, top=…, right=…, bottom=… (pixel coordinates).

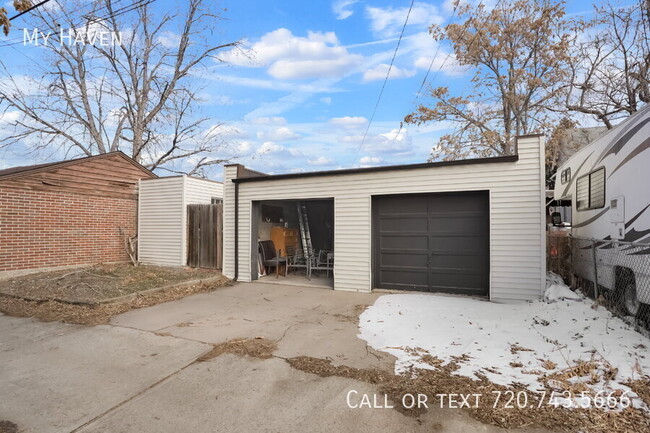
left=1, top=282, right=556, bottom=433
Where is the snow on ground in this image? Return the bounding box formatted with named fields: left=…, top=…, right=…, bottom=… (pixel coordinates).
left=358, top=275, right=650, bottom=410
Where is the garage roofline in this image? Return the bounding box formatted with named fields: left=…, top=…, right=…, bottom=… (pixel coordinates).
left=232, top=154, right=519, bottom=184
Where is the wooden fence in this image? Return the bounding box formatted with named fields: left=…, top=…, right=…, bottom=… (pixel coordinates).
left=187, top=204, right=223, bottom=269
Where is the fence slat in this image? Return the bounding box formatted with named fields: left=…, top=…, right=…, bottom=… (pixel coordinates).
left=187, top=204, right=222, bottom=270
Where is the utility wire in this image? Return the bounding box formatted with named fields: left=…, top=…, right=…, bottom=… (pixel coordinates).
left=0, top=0, right=152, bottom=48
left=8, top=0, right=53, bottom=21
left=356, top=0, right=415, bottom=158
left=387, top=0, right=500, bottom=149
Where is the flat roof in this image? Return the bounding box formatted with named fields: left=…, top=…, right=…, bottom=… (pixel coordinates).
left=233, top=154, right=519, bottom=183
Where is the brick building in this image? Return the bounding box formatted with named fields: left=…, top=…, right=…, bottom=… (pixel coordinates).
left=0, top=152, right=156, bottom=273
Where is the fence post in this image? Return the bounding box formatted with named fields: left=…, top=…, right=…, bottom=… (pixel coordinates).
left=591, top=240, right=599, bottom=300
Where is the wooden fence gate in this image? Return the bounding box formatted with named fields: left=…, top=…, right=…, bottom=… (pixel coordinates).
left=187, top=204, right=223, bottom=269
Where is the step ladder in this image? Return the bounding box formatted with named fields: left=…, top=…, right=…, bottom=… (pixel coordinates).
left=296, top=202, right=314, bottom=279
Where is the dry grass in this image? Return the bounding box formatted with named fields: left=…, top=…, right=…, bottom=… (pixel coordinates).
left=285, top=355, right=650, bottom=433
left=0, top=263, right=222, bottom=304
left=626, top=377, right=650, bottom=406
left=0, top=421, right=18, bottom=433
left=333, top=304, right=369, bottom=323
left=196, top=337, right=277, bottom=362
left=0, top=277, right=232, bottom=325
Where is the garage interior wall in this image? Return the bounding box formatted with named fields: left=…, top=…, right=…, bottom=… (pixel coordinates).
left=223, top=135, right=545, bottom=302
left=138, top=176, right=223, bottom=267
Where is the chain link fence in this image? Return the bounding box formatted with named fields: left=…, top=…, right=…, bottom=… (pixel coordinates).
left=548, top=234, right=650, bottom=330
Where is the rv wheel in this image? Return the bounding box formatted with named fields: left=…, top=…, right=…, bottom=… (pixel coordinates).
left=623, top=281, right=640, bottom=317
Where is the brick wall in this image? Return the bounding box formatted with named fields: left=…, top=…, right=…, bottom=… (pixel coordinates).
left=0, top=187, right=137, bottom=272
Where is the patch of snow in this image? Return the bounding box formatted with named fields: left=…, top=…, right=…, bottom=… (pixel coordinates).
left=544, top=271, right=584, bottom=303
left=544, top=284, right=583, bottom=303
left=358, top=283, right=650, bottom=410
left=546, top=271, right=566, bottom=289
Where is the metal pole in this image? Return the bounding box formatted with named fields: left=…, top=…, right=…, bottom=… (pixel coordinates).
left=591, top=240, right=599, bottom=300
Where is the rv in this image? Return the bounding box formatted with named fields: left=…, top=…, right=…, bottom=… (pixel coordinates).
left=553, top=105, right=650, bottom=317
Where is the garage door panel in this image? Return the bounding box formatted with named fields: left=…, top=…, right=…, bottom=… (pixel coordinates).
left=380, top=235, right=428, bottom=250
left=428, top=216, right=486, bottom=235
left=373, top=191, right=489, bottom=297
left=380, top=252, right=428, bottom=267
left=377, top=196, right=428, bottom=214
left=380, top=217, right=428, bottom=232
left=433, top=236, right=488, bottom=253
left=431, top=255, right=488, bottom=272
left=380, top=269, right=428, bottom=288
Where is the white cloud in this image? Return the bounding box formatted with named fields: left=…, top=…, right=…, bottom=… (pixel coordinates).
left=362, top=63, right=416, bottom=82
left=236, top=141, right=253, bottom=155
left=320, top=96, right=332, bottom=105
left=220, top=28, right=363, bottom=80
left=250, top=116, right=287, bottom=125
left=219, top=125, right=248, bottom=138
left=256, top=126, right=300, bottom=141
left=308, top=156, right=333, bottom=165
left=414, top=54, right=467, bottom=76
left=343, top=127, right=412, bottom=153
left=333, top=0, right=359, bottom=20
left=359, top=156, right=383, bottom=165
left=206, top=72, right=342, bottom=93
left=329, top=116, right=368, bottom=129
left=257, top=141, right=284, bottom=155
left=156, top=31, right=181, bottom=48
left=366, top=2, right=444, bottom=37
left=0, top=110, right=20, bottom=126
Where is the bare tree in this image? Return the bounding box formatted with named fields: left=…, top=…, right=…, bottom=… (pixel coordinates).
left=0, top=0, right=239, bottom=175
left=404, top=0, right=577, bottom=161
left=565, top=0, right=650, bottom=128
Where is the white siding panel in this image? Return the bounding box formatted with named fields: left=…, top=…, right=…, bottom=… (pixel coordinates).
left=138, top=177, right=184, bottom=266
left=184, top=177, right=223, bottom=204
left=224, top=136, right=545, bottom=301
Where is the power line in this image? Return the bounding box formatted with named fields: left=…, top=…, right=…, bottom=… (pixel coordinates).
left=8, top=0, right=53, bottom=21
left=0, top=0, right=152, bottom=48
left=387, top=0, right=501, bottom=149
left=356, top=0, right=415, bottom=158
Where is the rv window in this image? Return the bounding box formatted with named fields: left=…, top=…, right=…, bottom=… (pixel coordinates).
left=559, top=168, right=571, bottom=184
left=576, top=167, right=606, bottom=211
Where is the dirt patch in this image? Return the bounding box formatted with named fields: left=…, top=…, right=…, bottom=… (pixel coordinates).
left=287, top=356, right=392, bottom=384
left=0, top=277, right=232, bottom=325
left=0, top=263, right=222, bottom=304
left=196, top=337, right=277, bottom=362
left=626, top=377, right=650, bottom=406
left=0, top=421, right=18, bottom=433
left=333, top=304, right=369, bottom=323
left=285, top=356, right=650, bottom=433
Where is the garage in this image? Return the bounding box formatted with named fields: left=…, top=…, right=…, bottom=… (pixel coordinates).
left=223, top=135, right=545, bottom=303
left=372, top=191, right=489, bottom=295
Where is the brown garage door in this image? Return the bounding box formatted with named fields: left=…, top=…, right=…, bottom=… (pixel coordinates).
left=372, top=191, right=489, bottom=296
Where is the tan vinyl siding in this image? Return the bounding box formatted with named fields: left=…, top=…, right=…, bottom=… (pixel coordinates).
left=223, top=136, right=544, bottom=302
left=139, top=176, right=223, bottom=267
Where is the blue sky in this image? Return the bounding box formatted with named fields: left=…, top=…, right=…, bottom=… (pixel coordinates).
left=0, top=0, right=599, bottom=179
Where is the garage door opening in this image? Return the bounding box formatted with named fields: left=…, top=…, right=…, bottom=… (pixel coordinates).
left=251, top=199, right=334, bottom=289
left=372, top=191, right=489, bottom=296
